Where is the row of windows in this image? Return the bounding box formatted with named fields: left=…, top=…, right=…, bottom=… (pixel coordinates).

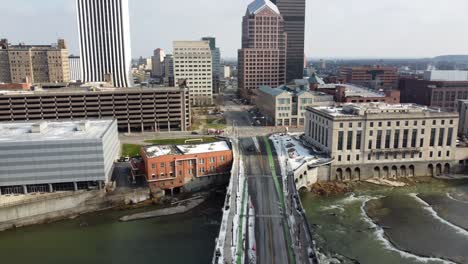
left=151, top=157, right=225, bottom=169
left=339, top=119, right=455, bottom=129
left=151, top=166, right=218, bottom=179
left=337, top=127, right=455, bottom=151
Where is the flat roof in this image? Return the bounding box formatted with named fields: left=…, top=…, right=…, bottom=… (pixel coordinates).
left=0, top=86, right=186, bottom=96
left=309, top=103, right=452, bottom=118
left=317, top=83, right=385, bottom=98
left=143, top=141, right=231, bottom=158
left=0, top=120, right=114, bottom=143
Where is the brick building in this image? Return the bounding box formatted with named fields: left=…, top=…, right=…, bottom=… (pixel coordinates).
left=339, top=66, right=398, bottom=90
left=140, top=141, right=233, bottom=194
left=400, top=72, right=468, bottom=112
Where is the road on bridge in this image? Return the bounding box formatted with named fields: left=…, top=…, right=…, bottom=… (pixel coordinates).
left=240, top=137, right=294, bottom=264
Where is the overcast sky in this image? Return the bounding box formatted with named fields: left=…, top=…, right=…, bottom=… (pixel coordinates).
left=1, top=0, right=467, bottom=59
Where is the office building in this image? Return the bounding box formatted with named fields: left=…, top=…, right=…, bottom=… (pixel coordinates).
left=77, top=0, right=132, bottom=87
left=0, top=120, right=119, bottom=195
left=152, top=48, right=165, bottom=78
left=173, top=41, right=213, bottom=105
left=164, top=54, right=175, bottom=87
left=140, top=141, right=233, bottom=194
left=0, top=85, right=190, bottom=133
left=340, top=66, right=399, bottom=90
left=271, top=0, right=306, bottom=82
left=69, top=55, right=82, bottom=82
left=202, top=37, right=222, bottom=94
left=457, top=100, right=468, bottom=137
left=238, top=0, right=287, bottom=101
left=0, top=39, right=70, bottom=84
left=304, top=103, right=459, bottom=181
left=256, top=80, right=334, bottom=127
left=400, top=71, right=468, bottom=112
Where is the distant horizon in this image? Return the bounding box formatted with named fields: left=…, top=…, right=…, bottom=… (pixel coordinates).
left=2, top=0, right=468, bottom=58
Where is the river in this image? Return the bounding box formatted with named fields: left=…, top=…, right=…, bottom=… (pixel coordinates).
left=301, top=178, right=468, bottom=264
left=0, top=192, right=224, bottom=264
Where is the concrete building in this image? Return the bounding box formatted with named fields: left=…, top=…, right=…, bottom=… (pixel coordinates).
left=400, top=71, right=468, bottom=112
left=340, top=66, right=399, bottom=90
left=163, top=54, right=175, bottom=87
left=457, top=100, right=468, bottom=137
left=68, top=55, right=82, bottom=82
left=0, top=120, right=119, bottom=195
left=77, top=0, right=132, bottom=87
left=0, top=39, right=70, bottom=84
left=223, top=66, right=232, bottom=79
left=0, top=85, right=190, bottom=133
left=424, top=70, right=468, bottom=81
left=304, top=103, right=459, bottom=181
left=140, top=141, right=233, bottom=194
left=238, top=0, right=287, bottom=102
left=271, top=0, right=306, bottom=82
left=173, top=41, right=213, bottom=105
left=256, top=80, right=334, bottom=127
left=202, top=37, right=222, bottom=94
left=151, top=48, right=165, bottom=78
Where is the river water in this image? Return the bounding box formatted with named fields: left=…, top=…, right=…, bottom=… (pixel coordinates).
left=301, top=179, right=468, bottom=264
left=0, top=192, right=224, bottom=264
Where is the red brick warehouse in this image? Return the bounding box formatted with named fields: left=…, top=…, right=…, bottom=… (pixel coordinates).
left=140, top=141, right=233, bottom=194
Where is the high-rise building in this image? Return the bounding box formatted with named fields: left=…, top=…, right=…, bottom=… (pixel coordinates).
left=76, top=0, right=132, bottom=87
left=164, top=54, right=175, bottom=87
left=202, top=37, right=222, bottom=94
left=68, top=55, right=82, bottom=82
left=173, top=41, right=213, bottom=105
left=271, top=0, right=306, bottom=82
left=152, top=48, right=165, bottom=78
left=0, top=39, right=70, bottom=84
left=238, top=0, right=287, bottom=101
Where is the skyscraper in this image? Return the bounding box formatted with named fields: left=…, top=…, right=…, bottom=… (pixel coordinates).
left=173, top=41, right=213, bottom=105
left=202, top=37, right=222, bottom=94
left=238, top=0, right=287, bottom=101
left=271, top=0, right=305, bottom=82
left=152, top=48, right=165, bottom=79
left=76, top=0, right=132, bottom=87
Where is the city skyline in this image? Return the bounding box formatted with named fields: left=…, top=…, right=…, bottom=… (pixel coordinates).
left=1, top=0, right=467, bottom=59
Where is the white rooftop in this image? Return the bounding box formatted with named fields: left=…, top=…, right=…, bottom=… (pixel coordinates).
left=144, top=141, right=231, bottom=158
left=317, top=83, right=385, bottom=98
left=247, top=0, right=280, bottom=15
left=424, top=70, right=468, bottom=81
left=311, top=103, right=443, bottom=117
left=177, top=141, right=230, bottom=155
left=0, top=120, right=114, bottom=143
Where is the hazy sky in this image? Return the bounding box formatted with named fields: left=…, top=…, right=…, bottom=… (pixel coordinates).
left=1, top=0, right=467, bottom=59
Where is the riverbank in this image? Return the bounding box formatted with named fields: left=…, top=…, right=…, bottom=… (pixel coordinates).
left=120, top=194, right=208, bottom=221
left=0, top=190, right=226, bottom=264
left=302, top=178, right=468, bottom=264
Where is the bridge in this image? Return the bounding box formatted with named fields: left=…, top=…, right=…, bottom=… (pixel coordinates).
left=212, top=94, right=319, bottom=264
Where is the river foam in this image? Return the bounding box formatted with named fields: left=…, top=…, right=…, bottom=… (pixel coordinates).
left=360, top=197, right=456, bottom=264
left=446, top=193, right=468, bottom=204
left=409, top=193, right=468, bottom=237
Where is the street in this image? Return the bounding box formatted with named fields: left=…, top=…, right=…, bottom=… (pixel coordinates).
left=240, top=137, right=292, bottom=264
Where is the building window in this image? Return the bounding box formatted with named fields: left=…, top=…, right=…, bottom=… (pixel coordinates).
left=405, top=121, right=409, bottom=126
left=438, top=151, right=442, bottom=157
left=338, top=155, right=342, bottom=162
left=339, top=123, right=343, bottom=128
left=200, top=167, right=205, bottom=173
left=447, top=151, right=450, bottom=157
left=368, top=154, right=372, bottom=160
left=200, top=158, right=205, bottom=164
left=151, top=174, right=156, bottom=179
left=338, top=131, right=344, bottom=151
left=376, top=130, right=383, bottom=149
left=160, top=163, right=165, bottom=168
left=370, top=131, right=374, bottom=137
left=349, top=123, right=353, bottom=128
left=411, top=129, right=418, bottom=148
left=368, top=140, right=373, bottom=150
left=160, top=173, right=165, bottom=177
left=447, top=128, right=454, bottom=146
left=387, top=121, right=391, bottom=126
left=152, top=163, right=156, bottom=169
left=419, top=153, right=423, bottom=158
left=430, top=151, right=433, bottom=158
left=433, top=120, right=436, bottom=125
left=403, top=129, right=409, bottom=148
left=422, top=121, right=426, bottom=126
left=430, top=128, right=436, bottom=147
left=356, top=155, right=360, bottom=161
left=179, top=170, right=182, bottom=176
left=210, top=166, right=215, bottom=172
left=356, top=131, right=362, bottom=150
left=347, top=131, right=353, bottom=150
left=210, top=157, right=216, bottom=163
left=221, top=156, right=225, bottom=162
left=385, top=130, right=391, bottom=149
left=378, top=122, right=382, bottom=127
left=189, top=169, right=193, bottom=175
left=450, top=120, right=453, bottom=125
left=394, top=130, right=400, bottom=148
left=347, top=155, right=351, bottom=161
left=370, top=122, right=374, bottom=128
